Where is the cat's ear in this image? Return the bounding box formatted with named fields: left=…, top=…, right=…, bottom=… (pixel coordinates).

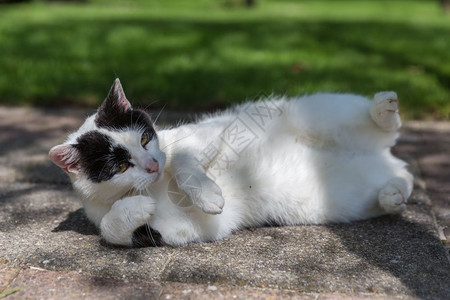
left=49, top=144, right=81, bottom=174
left=100, top=78, right=132, bottom=113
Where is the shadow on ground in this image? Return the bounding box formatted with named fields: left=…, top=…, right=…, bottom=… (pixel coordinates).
left=326, top=213, right=449, bottom=298
left=52, top=208, right=98, bottom=236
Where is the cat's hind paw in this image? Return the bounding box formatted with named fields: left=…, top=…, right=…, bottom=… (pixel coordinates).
left=370, top=91, right=402, bottom=132
left=379, top=182, right=407, bottom=214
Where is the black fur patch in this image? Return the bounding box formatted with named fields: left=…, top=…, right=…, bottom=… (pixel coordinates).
left=95, top=106, right=156, bottom=140
left=74, top=131, right=131, bottom=183
left=132, top=224, right=164, bottom=247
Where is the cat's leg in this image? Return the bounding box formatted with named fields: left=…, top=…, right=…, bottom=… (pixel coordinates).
left=379, top=170, right=414, bottom=214
left=170, top=154, right=225, bottom=214
left=100, top=195, right=155, bottom=246
left=370, top=91, right=402, bottom=132
left=285, top=93, right=400, bottom=150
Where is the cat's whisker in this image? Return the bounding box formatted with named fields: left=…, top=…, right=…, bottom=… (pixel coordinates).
left=143, top=186, right=157, bottom=247
left=161, top=131, right=196, bottom=151
left=135, top=176, right=152, bottom=192
left=143, top=100, right=160, bottom=112
left=96, top=156, right=112, bottom=180
left=153, top=103, right=167, bottom=126
left=139, top=124, right=146, bottom=134
left=125, top=187, right=134, bottom=198
left=133, top=108, right=148, bottom=130
left=130, top=106, right=133, bottom=129
left=145, top=220, right=157, bottom=247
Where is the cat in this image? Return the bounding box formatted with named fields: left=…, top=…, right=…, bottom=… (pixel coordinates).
left=49, top=79, right=413, bottom=247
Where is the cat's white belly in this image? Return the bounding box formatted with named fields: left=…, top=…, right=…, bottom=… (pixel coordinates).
left=149, top=130, right=405, bottom=246
left=216, top=136, right=400, bottom=224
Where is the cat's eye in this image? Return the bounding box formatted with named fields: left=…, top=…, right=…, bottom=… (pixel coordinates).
left=117, top=162, right=129, bottom=173
left=141, top=132, right=150, bottom=147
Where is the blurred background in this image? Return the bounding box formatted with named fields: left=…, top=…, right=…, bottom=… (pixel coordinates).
left=0, top=0, right=449, bottom=119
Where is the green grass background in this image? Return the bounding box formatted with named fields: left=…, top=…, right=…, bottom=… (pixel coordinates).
left=0, top=0, right=449, bottom=119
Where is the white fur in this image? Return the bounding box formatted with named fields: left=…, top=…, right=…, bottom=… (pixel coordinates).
left=61, top=92, right=413, bottom=246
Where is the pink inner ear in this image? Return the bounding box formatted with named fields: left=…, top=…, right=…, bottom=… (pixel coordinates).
left=118, top=93, right=131, bottom=111
left=49, top=144, right=80, bottom=174
left=114, top=79, right=132, bottom=111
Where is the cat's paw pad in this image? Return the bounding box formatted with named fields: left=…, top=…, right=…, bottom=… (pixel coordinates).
left=370, top=91, right=402, bottom=132
left=379, top=184, right=407, bottom=214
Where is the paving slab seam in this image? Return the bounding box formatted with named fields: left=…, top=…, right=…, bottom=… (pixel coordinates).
left=158, top=250, right=178, bottom=282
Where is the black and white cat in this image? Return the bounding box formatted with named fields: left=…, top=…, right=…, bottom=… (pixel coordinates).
left=49, top=79, right=413, bottom=247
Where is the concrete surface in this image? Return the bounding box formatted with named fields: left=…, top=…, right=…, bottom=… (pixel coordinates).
left=0, top=106, right=449, bottom=299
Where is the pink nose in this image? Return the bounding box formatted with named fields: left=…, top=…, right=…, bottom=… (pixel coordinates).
left=146, top=158, right=159, bottom=174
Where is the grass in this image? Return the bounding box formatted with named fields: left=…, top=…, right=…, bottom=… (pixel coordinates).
left=0, top=287, right=24, bottom=298
left=0, top=0, right=449, bottom=119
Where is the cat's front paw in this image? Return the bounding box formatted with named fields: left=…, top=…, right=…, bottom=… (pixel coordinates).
left=113, top=195, right=155, bottom=225
left=176, top=172, right=225, bottom=214
left=100, top=196, right=155, bottom=246
left=193, top=181, right=225, bottom=215
left=370, top=91, right=402, bottom=132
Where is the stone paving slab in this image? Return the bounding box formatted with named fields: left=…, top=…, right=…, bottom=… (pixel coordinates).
left=400, top=122, right=450, bottom=241
left=0, top=107, right=449, bottom=299
left=2, top=266, right=406, bottom=300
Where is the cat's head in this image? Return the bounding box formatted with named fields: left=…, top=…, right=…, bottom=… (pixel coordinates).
left=49, top=79, right=166, bottom=202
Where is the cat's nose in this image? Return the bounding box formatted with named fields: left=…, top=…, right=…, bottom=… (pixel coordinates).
left=146, top=158, right=159, bottom=174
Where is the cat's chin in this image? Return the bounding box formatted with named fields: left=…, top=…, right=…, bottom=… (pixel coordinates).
left=133, top=171, right=163, bottom=191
